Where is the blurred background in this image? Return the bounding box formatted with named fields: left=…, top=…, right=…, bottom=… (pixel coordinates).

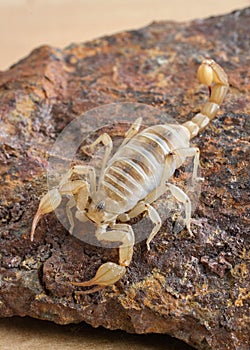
left=0, top=1, right=249, bottom=349
left=0, top=0, right=249, bottom=70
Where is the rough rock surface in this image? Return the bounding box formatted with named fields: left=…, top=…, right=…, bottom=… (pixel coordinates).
left=0, top=7, right=249, bottom=350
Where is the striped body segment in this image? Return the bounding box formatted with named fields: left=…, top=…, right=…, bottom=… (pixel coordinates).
left=101, top=124, right=190, bottom=213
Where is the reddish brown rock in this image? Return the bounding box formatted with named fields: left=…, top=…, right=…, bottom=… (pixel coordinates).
left=0, top=8, right=249, bottom=350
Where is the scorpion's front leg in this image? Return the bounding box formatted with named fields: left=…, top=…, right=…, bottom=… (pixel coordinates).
left=81, top=133, right=113, bottom=189
left=71, top=223, right=135, bottom=294
left=63, top=181, right=90, bottom=234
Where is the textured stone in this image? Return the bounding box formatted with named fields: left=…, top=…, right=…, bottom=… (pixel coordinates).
left=0, top=7, right=249, bottom=350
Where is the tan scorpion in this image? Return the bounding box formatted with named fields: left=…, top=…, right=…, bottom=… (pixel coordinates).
left=30, top=59, right=228, bottom=294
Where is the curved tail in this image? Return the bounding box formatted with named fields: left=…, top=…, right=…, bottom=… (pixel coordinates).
left=183, top=59, right=229, bottom=139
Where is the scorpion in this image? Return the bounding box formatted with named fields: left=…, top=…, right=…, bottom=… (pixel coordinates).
left=30, top=59, right=228, bottom=294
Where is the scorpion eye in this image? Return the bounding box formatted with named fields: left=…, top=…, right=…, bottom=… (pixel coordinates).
left=96, top=201, right=105, bottom=211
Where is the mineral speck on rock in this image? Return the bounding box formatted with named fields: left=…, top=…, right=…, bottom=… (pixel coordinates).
left=0, top=7, right=249, bottom=350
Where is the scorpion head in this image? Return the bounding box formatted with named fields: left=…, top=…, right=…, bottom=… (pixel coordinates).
left=86, top=197, right=117, bottom=226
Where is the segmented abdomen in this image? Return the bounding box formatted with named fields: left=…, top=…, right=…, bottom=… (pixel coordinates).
left=101, top=124, right=190, bottom=213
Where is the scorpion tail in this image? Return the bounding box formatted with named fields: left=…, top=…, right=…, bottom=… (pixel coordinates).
left=183, top=59, right=229, bottom=139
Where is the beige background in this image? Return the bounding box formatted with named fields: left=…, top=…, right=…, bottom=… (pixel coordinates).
left=0, top=1, right=249, bottom=349
left=0, top=0, right=249, bottom=70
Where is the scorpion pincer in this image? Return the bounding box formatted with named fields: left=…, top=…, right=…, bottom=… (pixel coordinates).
left=30, top=59, right=228, bottom=293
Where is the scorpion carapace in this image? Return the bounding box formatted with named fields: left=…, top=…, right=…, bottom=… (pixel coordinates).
left=30, top=59, right=228, bottom=294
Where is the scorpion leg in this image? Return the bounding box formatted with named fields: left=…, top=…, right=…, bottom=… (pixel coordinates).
left=81, top=133, right=113, bottom=189
left=59, top=168, right=94, bottom=233
left=60, top=164, right=96, bottom=195
left=123, top=201, right=162, bottom=250
left=166, top=183, right=193, bottom=236
left=159, top=150, right=197, bottom=234
left=174, top=147, right=200, bottom=182
left=119, top=117, right=142, bottom=148
left=65, top=196, right=75, bottom=234
left=74, top=183, right=90, bottom=224
left=71, top=224, right=134, bottom=293
left=144, top=181, right=193, bottom=239
left=61, top=180, right=90, bottom=234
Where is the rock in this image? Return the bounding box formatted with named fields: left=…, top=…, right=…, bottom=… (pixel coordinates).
left=0, top=7, right=249, bottom=350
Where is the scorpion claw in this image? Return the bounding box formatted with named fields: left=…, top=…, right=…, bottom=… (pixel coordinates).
left=71, top=262, right=126, bottom=292
left=30, top=189, right=62, bottom=241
